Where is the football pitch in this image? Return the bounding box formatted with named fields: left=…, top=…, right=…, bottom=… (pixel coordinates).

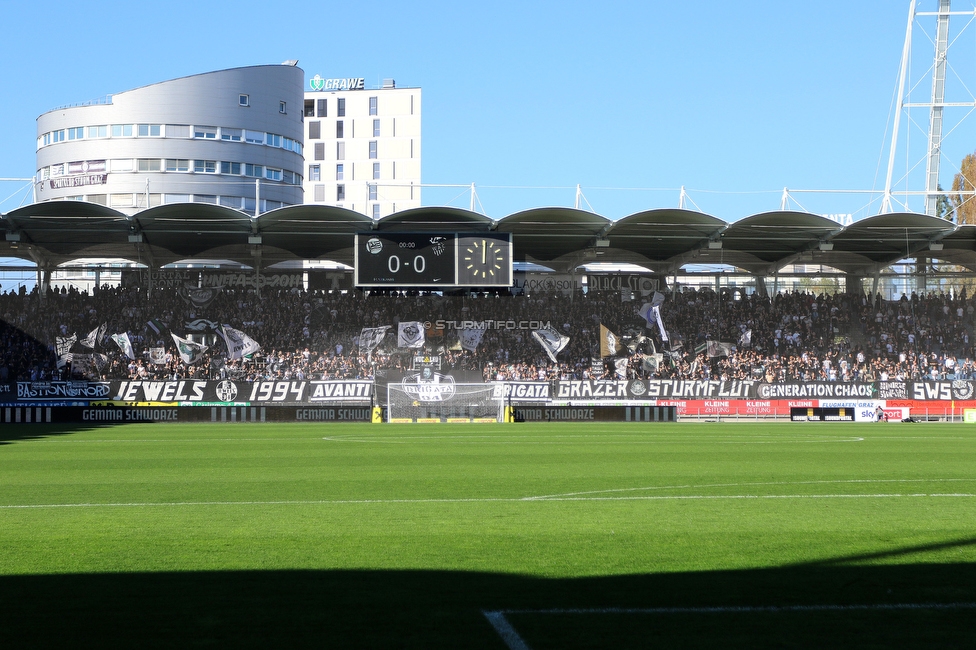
left=1, top=421, right=975, bottom=648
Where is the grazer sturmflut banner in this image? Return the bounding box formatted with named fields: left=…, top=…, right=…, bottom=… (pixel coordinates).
left=555, top=379, right=759, bottom=400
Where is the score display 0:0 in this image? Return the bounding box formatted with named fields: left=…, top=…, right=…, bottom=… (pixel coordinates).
left=386, top=254, right=426, bottom=273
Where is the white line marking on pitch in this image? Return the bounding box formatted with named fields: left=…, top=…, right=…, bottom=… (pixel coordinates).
left=523, top=478, right=976, bottom=501
left=482, top=603, right=976, bottom=650
left=2, top=493, right=976, bottom=510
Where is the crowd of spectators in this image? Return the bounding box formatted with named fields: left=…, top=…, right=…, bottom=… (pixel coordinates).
left=1, top=281, right=974, bottom=384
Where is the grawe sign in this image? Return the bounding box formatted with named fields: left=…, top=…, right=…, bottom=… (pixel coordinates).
left=309, top=75, right=365, bottom=91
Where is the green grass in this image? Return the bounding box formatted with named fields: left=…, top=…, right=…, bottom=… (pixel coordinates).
left=1, top=422, right=975, bottom=648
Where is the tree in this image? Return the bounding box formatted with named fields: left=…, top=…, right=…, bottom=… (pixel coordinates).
left=950, top=152, right=976, bottom=224
left=935, top=184, right=952, bottom=220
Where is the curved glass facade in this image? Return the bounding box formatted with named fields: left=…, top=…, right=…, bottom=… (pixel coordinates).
left=35, top=65, right=305, bottom=215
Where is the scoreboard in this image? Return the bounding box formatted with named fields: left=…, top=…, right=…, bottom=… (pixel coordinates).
left=355, top=233, right=512, bottom=288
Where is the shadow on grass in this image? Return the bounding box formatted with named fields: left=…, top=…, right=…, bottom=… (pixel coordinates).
left=1, top=559, right=975, bottom=649
left=0, top=424, right=115, bottom=446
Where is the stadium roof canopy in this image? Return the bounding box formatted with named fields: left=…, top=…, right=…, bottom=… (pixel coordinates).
left=1, top=202, right=970, bottom=276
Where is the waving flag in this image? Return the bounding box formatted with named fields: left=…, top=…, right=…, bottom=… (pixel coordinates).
left=532, top=326, right=570, bottom=363
left=220, top=325, right=261, bottom=360
left=111, top=332, right=136, bottom=360
left=397, top=321, right=425, bottom=349
left=171, top=333, right=208, bottom=364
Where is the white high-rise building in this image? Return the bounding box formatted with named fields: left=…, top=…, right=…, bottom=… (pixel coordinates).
left=302, top=76, right=421, bottom=218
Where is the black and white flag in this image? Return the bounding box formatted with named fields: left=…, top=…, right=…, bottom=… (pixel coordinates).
left=111, top=332, right=136, bottom=360
left=458, top=326, right=486, bottom=352
left=178, top=285, right=223, bottom=309
left=358, top=326, right=390, bottom=352
left=172, top=333, right=208, bottom=364
left=220, top=325, right=261, bottom=360
left=531, top=326, right=570, bottom=363
left=398, top=321, right=425, bottom=349
left=78, top=323, right=106, bottom=349
left=56, top=334, right=77, bottom=358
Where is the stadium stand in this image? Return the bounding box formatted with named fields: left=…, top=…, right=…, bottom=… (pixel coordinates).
left=1, top=283, right=972, bottom=383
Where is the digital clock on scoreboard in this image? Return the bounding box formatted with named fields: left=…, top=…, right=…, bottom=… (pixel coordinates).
left=354, top=233, right=512, bottom=288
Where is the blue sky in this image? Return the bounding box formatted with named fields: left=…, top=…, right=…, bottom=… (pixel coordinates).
left=2, top=0, right=974, bottom=221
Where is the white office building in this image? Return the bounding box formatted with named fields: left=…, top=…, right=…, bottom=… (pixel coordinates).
left=302, top=76, right=421, bottom=218
left=35, top=64, right=306, bottom=216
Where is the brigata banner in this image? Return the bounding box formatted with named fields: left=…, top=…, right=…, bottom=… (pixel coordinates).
left=492, top=382, right=551, bottom=402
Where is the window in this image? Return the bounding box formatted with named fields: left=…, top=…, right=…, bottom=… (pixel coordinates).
left=111, top=193, right=134, bottom=208
left=337, top=98, right=345, bottom=116
left=244, top=130, right=264, bottom=144
left=50, top=163, right=64, bottom=176
left=245, top=163, right=263, bottom=178
left=279, top=101, right=287, bottom=114
left=373, top=162, right=380, bottom=180
left=336, top=164, right=344, bottom=180
left=67, top=127, right=84, bottom=140
left=111, top=159, right=134, bottom=172
left=135, top=193, right=162, bottom=208
left=373, top=119, right=380, bottom=137
left=337, top=185, right=345, bottom=201
left=112, top=124, right=133, bottom=137
left=308, top=121, right=321, bottom=139
left=164, top=193, right=190, bottom=204
left=52, top=129, right=66, bottom=143
left=369, top=96, right=377, bottom=115
left=336, top=121, right=343, bottom=138
left=304, top=99, right=315, bottom=117
left=372, top=203, right=380, bottom=219
left=239, top=94, right=249, bottom=107
left=165, top=159, right=190, bottom=172
left=194, top=126, right=217, bottom=139
left=87, top=194, right=108, bottom=205
left=165, top=124, right=190, bottom=138
left=87, top=125, right=108, bottom=138
left=136, top=159, right=161, bottom=172
left=369, top=141, right=377, bottom=159
left=266, top=133, right=282, bottom=148
left=220, top=196, right=243, bottom=209
left=283, top=170, right=296, bottom=184
left=309, top=165, right=321, bottom=181
left=368, top=184, right=377, bottom=201
left=314, top=185, right=325, bottom=202
left=194, top=194, right=217, bottom=204
left=265, top=167, right=282, bottom=181
left=220, top=161, right=241, bottom=175
left=41, top=133, right=51, bottom=146
left=138, top=124, right=161, bottom=137
left=337, top=142, right=345, bottom=160
left=221, top=127, right=242, bottom=141
left=314, top=142, right=325, bottom=160
left=194, top=160, right=217, bottom=173
left=317, top=98, right=327, bottom=117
